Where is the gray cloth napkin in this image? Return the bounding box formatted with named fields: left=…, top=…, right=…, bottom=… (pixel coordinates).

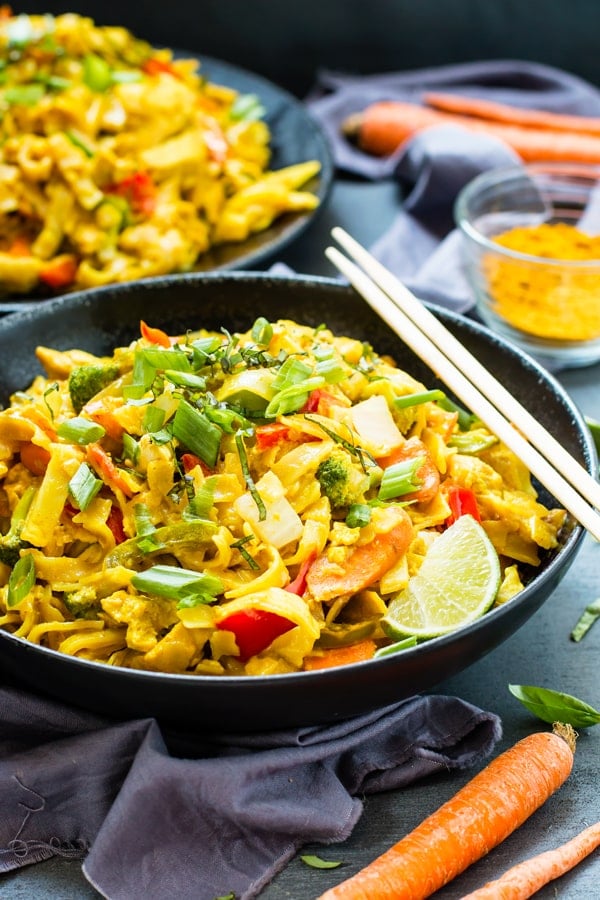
left=306, top=59, right=600, bottom=313
left=0, top=682, right=502, bottom=899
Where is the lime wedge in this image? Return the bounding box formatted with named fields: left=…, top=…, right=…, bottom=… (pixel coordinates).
left=381, top=515, right=501, bottom=640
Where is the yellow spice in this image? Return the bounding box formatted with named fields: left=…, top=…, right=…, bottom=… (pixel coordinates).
left=484, top=222, right=600, bottom=341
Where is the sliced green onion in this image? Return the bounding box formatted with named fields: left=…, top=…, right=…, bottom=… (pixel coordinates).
left=143, top=405, right=165, bottom=434
left=163, top=370, right=207, bottom=391
left=45, top=75, right=72, bottom=91
left=123, top=384, right=147, bottom=401
left=448, top=430, right=498, bottom=453
left=68, top=463, right=103, bottom=511
left=190, top=336, right=222, bottom=365
left=83, top=53, right=113, bottom=91
left=251, top=317, right=273, bottom=346
left=374, top=635, right=418, bottom=658
left=139, top=346, right=192, bottom=373
left=184, top=475, right=217, bottom=520
left=131, top=564, right=223, bottom=602
left=271, top=357, right=313, bottom=392
left=57, top=417, right=106, bottom=445
left=570, top=597, right=600, bottom=642
left=315, top=354, right=347, bottom=384
left=122, top=433, right=140, bottom=466
left=131, top=351, right=157, bottom=392
left=5, top=84, right=45, bottom=106
left=110, top=70, right=142, bottom=83
left=7, top=554, right=36, bottom=607
left=394, top=389, right=445, bottom=409
left=133, top=503, right=155, bottom=537
left=235, top=433, right=266, bottom=521
left=172, top=400, right=221, bottom=467
left=265, top=376, right=325, bottom=418
left=345, top=504, right=372, bottom=529
left=378, top=456, right=423, bottom=501
left=204, top=404, right=250, bottom=434
left=230, top=92, right=266, bottom=121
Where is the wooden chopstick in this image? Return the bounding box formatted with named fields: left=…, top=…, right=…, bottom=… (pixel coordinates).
left=326, top=229, right=600, bottom=542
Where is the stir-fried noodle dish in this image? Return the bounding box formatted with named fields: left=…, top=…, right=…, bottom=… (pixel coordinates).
left=0, top=10, right=320, bottom=295
left=0, top=315, right=566, bottom=675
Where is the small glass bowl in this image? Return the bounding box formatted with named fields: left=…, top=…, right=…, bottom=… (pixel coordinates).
left=454, top=163, right=600, bottom=369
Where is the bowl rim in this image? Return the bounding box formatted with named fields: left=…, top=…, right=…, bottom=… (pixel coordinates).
left=454, top=162, right=600, bottom=268
left=0, top=270, right=593, bottom=692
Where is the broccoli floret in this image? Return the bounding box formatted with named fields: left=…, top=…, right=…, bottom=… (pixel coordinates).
left=68, top=363, right=120, bottom=414
left=316, top=447, right=370, bottom=509
left=0, top=486, right=35, bottom=568
left=63, top=586, right=100, bottom=620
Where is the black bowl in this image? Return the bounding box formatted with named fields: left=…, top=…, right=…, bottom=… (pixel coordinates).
left=0, top=273, right=593, bottom=731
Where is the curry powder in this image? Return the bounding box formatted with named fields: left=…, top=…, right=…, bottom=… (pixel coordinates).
left=484, top=222, right=600, bottom=341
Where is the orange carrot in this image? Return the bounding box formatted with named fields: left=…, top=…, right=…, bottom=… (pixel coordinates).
left=318, top=725, right=576, bottom=900
left=460, top=821, right=600, bottom=899
left=303, top=639, right=377, bottom=671
left=86, top=443, right=134, bottom=498
left=8, top=235, right=31, bottom=257
left=140, top=320, right=171, bottom=347
left=38, top=254, right=78, bottom=289
left=343, top=100, right=600, bottom=163
left=376, top=436, right=440, bottom=505
left=20, top=442, right=51, bottom=476
left=305, top=510, right=413, bottom=603
left=424, top=91, right=600, bottom=135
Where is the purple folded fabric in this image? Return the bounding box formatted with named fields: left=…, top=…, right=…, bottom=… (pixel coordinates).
left=0, top=682, right=502, bottom=900
left=306, top=59, right=600, bottom=313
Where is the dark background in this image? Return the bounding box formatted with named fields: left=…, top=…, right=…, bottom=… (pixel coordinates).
left=13, top=1, right=600, bottom=96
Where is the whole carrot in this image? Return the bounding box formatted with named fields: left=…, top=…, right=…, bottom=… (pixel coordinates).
left=460, top=820, right=600, bottom=899
left=317, top=725, right=576, bottom=900
left=343, top=100, right=600, bottom=163
left=423, top=91, right=600, bottom=135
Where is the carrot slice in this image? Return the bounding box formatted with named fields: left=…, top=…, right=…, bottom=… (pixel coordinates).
left=86, top=443, right=134, bottom=498
left=303, top=639, right=377, bottom=671
left=306, top=512, right=413, bottom=603
left=20, top=442, right=51, bottom=476
left=318, top=725, right=576, bottom=900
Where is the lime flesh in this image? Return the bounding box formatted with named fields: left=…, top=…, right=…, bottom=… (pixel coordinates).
left=381, top=515, right=501, bottom=640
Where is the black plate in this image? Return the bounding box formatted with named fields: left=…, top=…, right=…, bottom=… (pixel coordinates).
left=0, top=273, right=593, bottom=731
left=0, top=56, right=333, bottom=312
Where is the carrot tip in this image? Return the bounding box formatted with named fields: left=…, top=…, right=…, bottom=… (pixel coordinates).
left=553, top=721, right=578, bottom=754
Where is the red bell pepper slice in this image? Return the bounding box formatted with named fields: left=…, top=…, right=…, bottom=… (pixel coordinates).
left=180, top=452, right=212, bottom=476
left=142, top=57, right=181, bottom=79
left=285, top=550, right=317, bottom=596
left=217, top=608, right=296, bottom=662
left=39, top=255, right=78, bottom=289
left=106, top=506, right=127, bottom=543
left=301, top=388, right=343, bottom=417
left=445, top=484, right=481, bottom=526
left=140, top=320, right=171, bottom=347
left=106, top=172, right=156, bottom=216
left=255, top=422, right=291, bottom=451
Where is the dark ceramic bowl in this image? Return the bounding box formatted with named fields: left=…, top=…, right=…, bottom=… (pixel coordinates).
left=0, top=273, right=593, bottom=731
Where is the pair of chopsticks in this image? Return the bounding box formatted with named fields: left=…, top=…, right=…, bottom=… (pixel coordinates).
left=326, top=227, right=600, bottom=543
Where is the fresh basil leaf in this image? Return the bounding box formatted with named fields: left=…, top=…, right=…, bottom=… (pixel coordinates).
left=300, top=854, right=343, bottom=870
left=509, top=683, right=600, bottom=728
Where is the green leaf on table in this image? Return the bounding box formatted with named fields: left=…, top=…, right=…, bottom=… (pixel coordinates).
left=585, top=415, right=600, bottom=471
left=570, top=597, right=600, bottom=642
left=509, top=684, right=600, bottom=728
left=300, top=854, right=343, bottom=869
